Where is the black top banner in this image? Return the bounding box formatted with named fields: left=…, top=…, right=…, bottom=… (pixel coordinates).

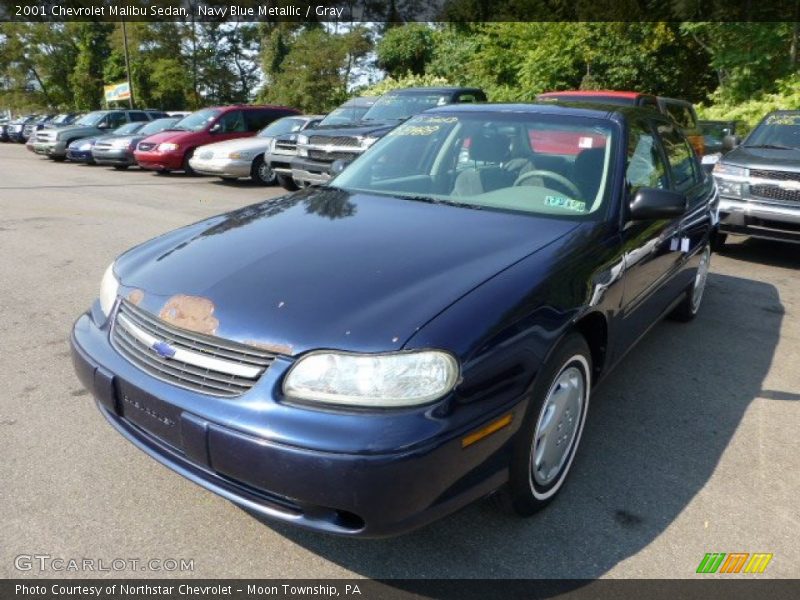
left=1, top=0, right=800, bottom=22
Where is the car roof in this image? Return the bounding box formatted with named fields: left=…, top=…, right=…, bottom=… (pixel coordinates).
left=387, top=87, right=485, bottom=95
left=538, top=90, right=647, bottom=100
left=424, top=101, right=666, bottom=123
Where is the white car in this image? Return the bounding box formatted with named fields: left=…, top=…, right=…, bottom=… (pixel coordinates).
left=188, top=115, right=323, bottom=185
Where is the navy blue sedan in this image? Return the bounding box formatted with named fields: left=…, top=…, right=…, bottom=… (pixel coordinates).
left=71, top=103, right=716, bottom=536
left=66, top=122, right=146, bottom=164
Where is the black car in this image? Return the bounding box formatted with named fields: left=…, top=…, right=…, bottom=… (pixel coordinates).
left=289, top=87, right=487, bottom=188
left=713, top=110, right=800, bottom=246
left=71, top=102, right=715, bottom=537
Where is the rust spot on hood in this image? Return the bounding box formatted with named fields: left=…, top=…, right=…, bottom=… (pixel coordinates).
left=159, top=295, right=219, bottom=336
left=244, top=340, right=294, bottom=356
left=127, top=289, right=144, bottom=306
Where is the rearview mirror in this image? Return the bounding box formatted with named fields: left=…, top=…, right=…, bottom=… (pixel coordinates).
left=330, top=159, right=352, bottom=176
left=629, top=188, right=687, bottom=220
left=722, top=134, right=740, bottom=153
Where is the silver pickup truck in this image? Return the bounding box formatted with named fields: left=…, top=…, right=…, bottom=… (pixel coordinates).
left=713, top=110, right=800, bottom=246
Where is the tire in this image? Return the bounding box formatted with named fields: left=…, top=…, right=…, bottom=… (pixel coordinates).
left=277, top=173, right=299, bottom=191
left=113, top=165, right=129, bottom=171
left=182, top=150, right=196, bottom=176
left=251, top=155, right=276, bottom=185
left=496, top=332, right=592, bottom=516
left=51, top=156, right=65, bottom=162
left=670, top=244, right=711, bottom=322
left=156, top=169, right=169, bottom=175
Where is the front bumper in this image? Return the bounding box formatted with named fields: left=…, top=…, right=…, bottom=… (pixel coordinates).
left=290, top=157, right=334, bottom=186
left=67, top=148, right=94, bottom=162
left=719, top=196, right=800, bottom=243
left=71, top=310, right=519, bottom=537
left=188, top=156, right=252, bottom=178
left=134, top=150, right=183, bottom=171
left=33, top=140, right=67, bottom=158
left=93, top=148, right=134, bottom=166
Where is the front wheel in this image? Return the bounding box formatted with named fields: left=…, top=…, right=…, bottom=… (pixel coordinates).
left=670, top=244, right=711, bottom=322
left=277, top=173, right=299, bottom=191
left=497, top=332, right=592, bottom=516
left=251, top=155, right=276, bottom=186
left=182, top=150, right=196, bottom=176
left=113, top=165, right=129, bottom=171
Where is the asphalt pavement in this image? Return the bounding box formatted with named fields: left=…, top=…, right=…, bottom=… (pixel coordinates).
left=0, top=143, right=798, bottom=579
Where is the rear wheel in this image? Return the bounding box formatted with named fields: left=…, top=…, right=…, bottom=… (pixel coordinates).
left=113, top=165, right=129, bottom=171
left=277, top=173, right=299, bottom=191
left=496, top=332, right=592, bottom=516
left=251, top=155, right=276, bottom=185
left=711, top=232, right=727, bottom=252
left=670, top=244, right=711, bottom=322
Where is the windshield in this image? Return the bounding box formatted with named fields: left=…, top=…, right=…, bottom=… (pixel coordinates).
left=332, top=112, right=616, bottom=218
left=139, top=118, right=177, bottom=135
left=745, top=113, right=800, bottom=149
left=52, top=114, right=71, bottom=125
left=257, top=117, right=309, bottom=138
left=319, top=106, right=370, bottom=127
left=173, top=108, right=222, bottom=132
left=74, top=112, right=107, bottom=127
left=113, top=123, right=143, bottom=135
left=361, top=93, right=452, bottom=122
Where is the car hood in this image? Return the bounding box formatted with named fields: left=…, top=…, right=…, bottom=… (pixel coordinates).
left=57, top=125, right=104, bottom=138
left=96, top=133, right=139, bottom=144
left=115, top=188, right=579, bottom=355
left=139, top=129, right=205, bottom=146
left=724, top=146, right=800, bottom=172
left=304, top=121, right=402, bottom=140
left=196, top=136, right=273, bottom=155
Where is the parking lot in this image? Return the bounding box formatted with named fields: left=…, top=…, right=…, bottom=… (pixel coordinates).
left=1, top=141, right=798, bottom=579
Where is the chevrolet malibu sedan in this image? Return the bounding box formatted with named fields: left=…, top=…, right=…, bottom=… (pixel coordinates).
left=71, top=103, right=716, bottom=537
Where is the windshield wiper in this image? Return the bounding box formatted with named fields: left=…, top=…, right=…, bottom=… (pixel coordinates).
left=743, top=143, right=799, bottom=150
left=400, top=194, right=483, bottom=210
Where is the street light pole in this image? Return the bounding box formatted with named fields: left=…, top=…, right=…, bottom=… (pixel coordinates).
left=122, top=18, right=135, bottom=109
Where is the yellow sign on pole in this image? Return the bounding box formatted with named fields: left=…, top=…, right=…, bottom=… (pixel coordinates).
left=104, top=82, right=131, bottom=103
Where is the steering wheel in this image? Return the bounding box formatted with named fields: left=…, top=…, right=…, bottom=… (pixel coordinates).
left=514, top=169, right=582, bottom=198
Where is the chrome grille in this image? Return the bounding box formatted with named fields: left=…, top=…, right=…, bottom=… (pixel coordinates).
left=274, top=140, right=297, bottom=153
left=308, top=149, right=359, bottom=162
left=309, top=135, right=361, bottom=147
left=750, top=169, right=800, bottom=182
left=137, top=142, right=156, bottom=151
left=35, top=131, right=56, bottom=143
left=111, top=300, right=276, bottom=397
left=751, top=185, right=800, bottom=203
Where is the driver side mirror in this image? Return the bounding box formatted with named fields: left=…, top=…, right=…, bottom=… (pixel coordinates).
left=629, top=188, right=687, bottom=220
left=209, top=122, right=222, bottom=134
left=97, top=121, right=110, bottom=130
left=722, top=134, right=740, bottom=153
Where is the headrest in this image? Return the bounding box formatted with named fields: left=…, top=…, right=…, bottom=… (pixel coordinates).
left=469, top=133, right=510, bottom=162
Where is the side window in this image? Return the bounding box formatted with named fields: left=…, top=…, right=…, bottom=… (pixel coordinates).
left=640, top=97, right=660, bottom=112
left=216, top=110, right=246, bottom=133
left=244, top=109, right=279, bottom=132
left=129, top=112, right=149, bottom=122
left=626, top=120, right=668, bottom=192
left=457, top=93, right=478, bottom=103
left=106, top=112, right=127, bottom=128
left=657, top=124, right=701, bottom=191
left=664, top=103, right=696, bottom=130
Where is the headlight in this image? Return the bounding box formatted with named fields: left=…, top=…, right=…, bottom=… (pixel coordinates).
left=158, top=142, right=179, bottom=152
left=360, top=136, right=379, bottom=148
left=297, top=134, right=309, bottom=145
left=228, top=150, right=254, bottom=160
left=79, top=142, right=92, bottom=151
left=283, top=350, right=459, bottom=408
left=99, top=262, right=119, bottom=318
left=713, top=163, right=747, bottom=197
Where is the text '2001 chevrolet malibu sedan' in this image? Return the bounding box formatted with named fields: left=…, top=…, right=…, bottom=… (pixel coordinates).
left=71, top=103, right=716, bottom=537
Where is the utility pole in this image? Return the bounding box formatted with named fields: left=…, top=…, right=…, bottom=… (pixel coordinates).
left=122, top=18, right=135, bottom=109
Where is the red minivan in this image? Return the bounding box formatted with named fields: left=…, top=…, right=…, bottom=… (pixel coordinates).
left=134, top=105, right=299, bottom=174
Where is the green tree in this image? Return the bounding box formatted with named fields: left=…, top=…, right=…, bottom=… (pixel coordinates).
left=376, top=23, right=434, bottom=76
left=70, top=22, right=113, bottom=109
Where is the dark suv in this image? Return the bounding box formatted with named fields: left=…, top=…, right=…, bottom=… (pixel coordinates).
left=713, top=110, right=800, bottom=246
left=290, top=87, right=487, bottom=187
